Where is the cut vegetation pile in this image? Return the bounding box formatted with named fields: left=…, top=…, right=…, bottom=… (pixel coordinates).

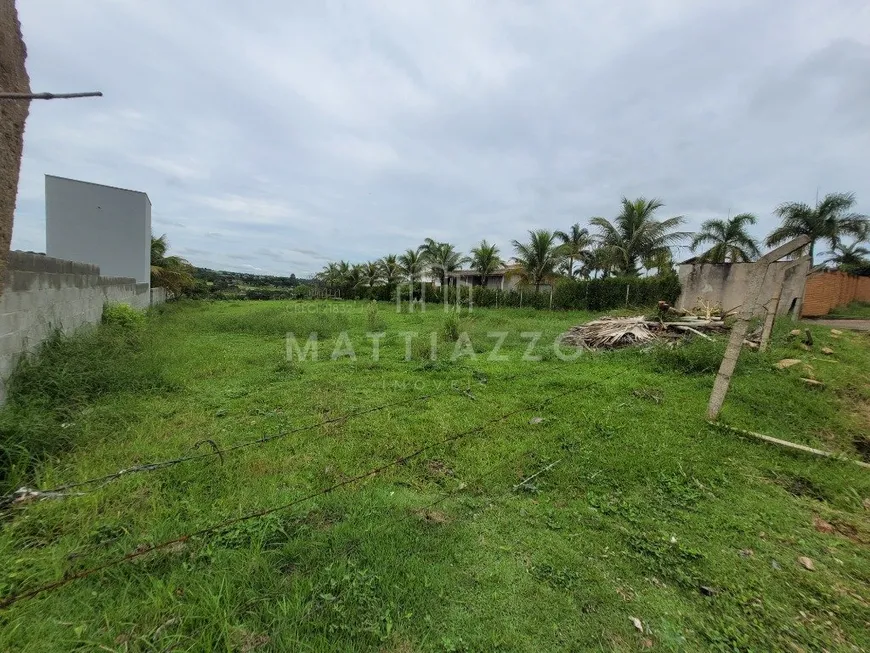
left=561, top=314, right=730, bottom=350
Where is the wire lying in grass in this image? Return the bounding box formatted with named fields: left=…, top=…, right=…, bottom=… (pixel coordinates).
left=1, top=393, right=439, bottom=506
left=0, top=370, right=624, bottom=610
left=2, top=372, right=527, bottom=505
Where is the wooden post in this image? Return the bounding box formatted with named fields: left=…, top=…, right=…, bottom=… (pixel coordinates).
left=549, top=286, right=554, bottom=310
left=706, top=236, right=811, bottom=420
left=625, top=284, right=630, bottom=307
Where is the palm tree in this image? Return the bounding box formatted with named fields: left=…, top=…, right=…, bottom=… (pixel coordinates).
left=380, top=254, right=402, bottom=296
left=510, top=229, right=564, bottom=292
left=398, top=248, right=425, bottom=283
left=558, top=259, right=580, bottom=278
left=346, top=264, right=364, bottom=292
left=690, top=213, right=761, bottom=263
left=823, top=242, right=870, bottom=269
left=554, top=223, right=593, bottom=277
left=765, top=192, right=868, bottom=263
left=587, top=246, right=615, bottom=279
left=361, top=261, right=382, bottom=289
left=419, top=238, right=467, bottom=285
left=643, top=249, right=675, bottom=277
left=591, top=197, right=689, bottom=276
left=150, top=234, right=195, bottom=297
left=469, top=240, right=504, bottom=279
left=318, top=262, right=342, bottom=289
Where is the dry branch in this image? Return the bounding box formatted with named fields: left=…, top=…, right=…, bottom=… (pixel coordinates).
left=560, top=315, right=727, bottom=350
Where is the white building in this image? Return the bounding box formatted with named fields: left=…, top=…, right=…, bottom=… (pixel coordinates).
left=45, top=175, right=151, bottom=283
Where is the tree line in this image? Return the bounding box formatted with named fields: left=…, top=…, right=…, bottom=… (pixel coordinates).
left=149, top=191, right=868, bottom=298
left=316, top=192, right=869, bottom=294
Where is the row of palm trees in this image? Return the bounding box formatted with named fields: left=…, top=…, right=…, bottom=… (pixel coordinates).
left=317, top=193, right=869, bottom=292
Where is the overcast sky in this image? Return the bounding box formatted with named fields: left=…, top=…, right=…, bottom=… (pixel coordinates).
left=11, top=0, right=870, bottom=276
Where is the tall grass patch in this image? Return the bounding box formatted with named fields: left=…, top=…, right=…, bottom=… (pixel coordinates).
left=651, top=336, right=726, bottom=374
left=205, top=303, right=351, bottom=338
left=0, top=320, right=171, bottom=491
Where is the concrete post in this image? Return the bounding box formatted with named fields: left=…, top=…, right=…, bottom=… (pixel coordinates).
left=707, top=236, right=811, bottom=420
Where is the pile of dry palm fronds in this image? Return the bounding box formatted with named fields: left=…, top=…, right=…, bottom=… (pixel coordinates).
left=560, top=316, right=656, bottom=350
left=561, top=313, right=729, bottom=350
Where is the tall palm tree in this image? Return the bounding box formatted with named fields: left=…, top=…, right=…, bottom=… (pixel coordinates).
left=558, top=259, right=581, bottom=278
left=336, top=260, right=351, bottom=280
left=398, top=248, right=425, bottom=283
left=823, top=242, right=870, bottom=269
left=510, top=229, right=564, bottom=292
left=765, top=192, right=868, bottom=263
left=150, top=234, right=195, bottom=296
left=361, top=261, right=383, bottom=289
left=591, top=197, right=689, bottom=276
left=346, top=264, right=364, bottom=291
left=587, top=246, right=614, bottom=279
left=419, top=238, right=467, bottom=285
left=317, top=263, right=332, bottom=285
left=690, top=213, right=761, bottom=263
left=379, top=254, right=402, bottom=296
left=554, top=223, right=593, bottom=277
left=469, top=240, right=504, bottom=279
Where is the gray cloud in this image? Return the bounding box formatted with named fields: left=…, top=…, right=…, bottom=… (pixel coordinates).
left=11, top=0, right=870, bottom=276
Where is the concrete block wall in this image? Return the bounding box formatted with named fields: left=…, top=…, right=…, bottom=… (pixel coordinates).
left=151, top=286, right=167, bottom=305
left=801, top=270, right=870, bottom=317
left=0, top=250, right=154, bottom=403
left=676, top=258, right=811, bottom=318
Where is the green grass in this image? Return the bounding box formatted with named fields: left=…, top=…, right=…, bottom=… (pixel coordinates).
left=1, top=299, right=869, bottom=652
left=825, top=301, right=870, bottom=319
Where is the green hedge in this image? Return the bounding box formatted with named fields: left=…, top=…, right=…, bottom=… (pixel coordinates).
left=197, top=276, right=681, bottom=311
left=433, top=276, right=681, bottom=311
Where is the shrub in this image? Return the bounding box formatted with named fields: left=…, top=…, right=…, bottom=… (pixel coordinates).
left=102, top=303, right=145, bottom=329
left=442, top=311, right=461, bottom=341
left=366, top=301, right=385, bottom=332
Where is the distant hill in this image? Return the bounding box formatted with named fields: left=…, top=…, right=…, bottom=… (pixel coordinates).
left=193, top=267, right=313, bottom=288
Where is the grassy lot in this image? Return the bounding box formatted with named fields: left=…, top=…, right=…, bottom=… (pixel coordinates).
left=826, top=301, right=870, bottom=319
left=1, top=299, right=869, bottom=652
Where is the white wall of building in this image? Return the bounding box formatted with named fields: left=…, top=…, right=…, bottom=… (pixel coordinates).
left=45, top=175, right=151, bottom=283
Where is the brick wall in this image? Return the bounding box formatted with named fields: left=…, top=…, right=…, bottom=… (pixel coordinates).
left=801, top=270, right=870, bottom=317
left=0, top=250, right=162, bottom=403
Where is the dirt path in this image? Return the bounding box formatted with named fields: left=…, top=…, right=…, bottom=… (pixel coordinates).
left=807, top=319, right=870, bottom=331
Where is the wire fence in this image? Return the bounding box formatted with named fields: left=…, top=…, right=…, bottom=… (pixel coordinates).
left=3, top=373, right=527, bottom=503
left=0, top=368, right=627, bottom=610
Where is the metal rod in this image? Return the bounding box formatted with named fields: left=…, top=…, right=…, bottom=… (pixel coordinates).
left=0, top=91, right=103, bottom=101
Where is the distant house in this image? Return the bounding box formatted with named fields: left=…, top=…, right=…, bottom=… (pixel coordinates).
left=444, top=265, right=523, bottom=290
